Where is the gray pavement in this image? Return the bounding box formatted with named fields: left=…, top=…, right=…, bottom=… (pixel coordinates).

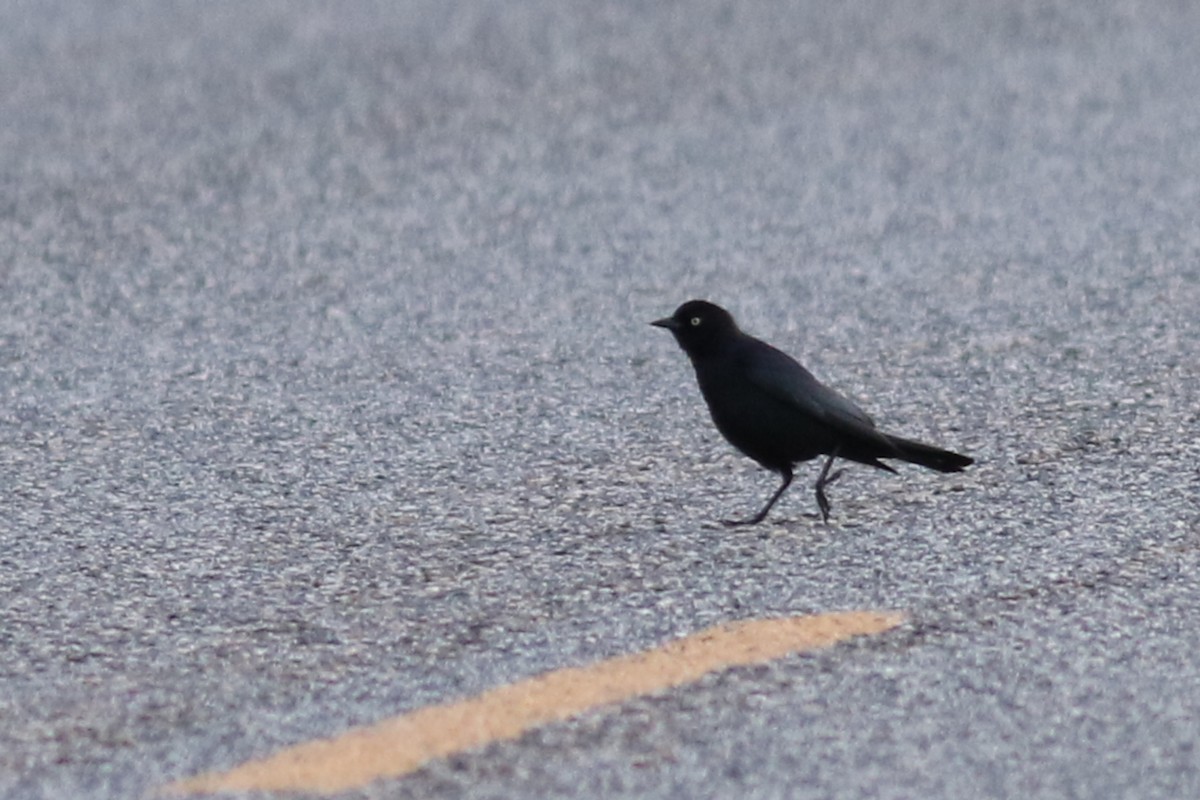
left=2, top=1, right=1200, bottom=798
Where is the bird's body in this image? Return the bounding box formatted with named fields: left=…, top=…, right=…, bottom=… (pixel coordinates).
left=652, top=300, right=972, bottom=524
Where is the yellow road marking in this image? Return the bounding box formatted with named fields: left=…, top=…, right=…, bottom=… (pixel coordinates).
left=167, top=610, right=904, bottom=795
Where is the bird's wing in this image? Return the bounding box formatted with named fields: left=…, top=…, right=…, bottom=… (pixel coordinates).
left=739, top=341, right=883, bottom=437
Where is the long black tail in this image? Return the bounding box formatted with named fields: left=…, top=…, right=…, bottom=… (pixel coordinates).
left=885, top=434, right=973, bottom=473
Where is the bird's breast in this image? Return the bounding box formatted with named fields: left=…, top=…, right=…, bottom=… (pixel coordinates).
left=691, top=359, right=830, bottom=468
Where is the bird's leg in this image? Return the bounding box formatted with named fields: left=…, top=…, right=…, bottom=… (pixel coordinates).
left=723, top=467, right=793, bottom=527
left=814, top=449, right=844, bottom=523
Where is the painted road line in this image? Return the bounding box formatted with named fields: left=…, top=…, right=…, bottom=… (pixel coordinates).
left=167, top=610, right=905, bottom=795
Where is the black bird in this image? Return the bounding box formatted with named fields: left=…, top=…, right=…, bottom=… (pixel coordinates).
left=651, top=300, right=972, bottom=525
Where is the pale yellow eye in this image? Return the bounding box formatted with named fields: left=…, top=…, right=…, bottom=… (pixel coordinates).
left=690, top=317, right=702, bottom=326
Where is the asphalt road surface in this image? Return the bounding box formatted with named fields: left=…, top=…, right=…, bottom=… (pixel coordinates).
left=3, top=2, right=1200, bottom=798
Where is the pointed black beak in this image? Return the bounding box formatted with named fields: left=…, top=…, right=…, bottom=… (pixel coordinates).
left=651, top=316, right=680, bottom=331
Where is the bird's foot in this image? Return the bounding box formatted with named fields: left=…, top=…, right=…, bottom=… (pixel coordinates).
left=816, top=492, right=831, bottom=522
left=814, top=469, right=844, bottom=523
left=721, top=515, right=765, bottom=527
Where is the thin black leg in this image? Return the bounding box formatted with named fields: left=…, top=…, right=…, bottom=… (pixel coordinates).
left=813, top=449, right=845, bottom=523
left=723, top=467, right=794, bottom=527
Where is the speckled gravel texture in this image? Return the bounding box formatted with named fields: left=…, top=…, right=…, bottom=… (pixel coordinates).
left=3, top=1, right=1199, bottom=799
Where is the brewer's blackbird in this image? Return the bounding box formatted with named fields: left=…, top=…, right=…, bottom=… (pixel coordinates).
left=652, top=300, right=972, bottom=524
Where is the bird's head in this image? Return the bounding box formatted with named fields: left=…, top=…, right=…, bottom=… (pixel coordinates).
left=651, top=300, right=739, bottom=356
